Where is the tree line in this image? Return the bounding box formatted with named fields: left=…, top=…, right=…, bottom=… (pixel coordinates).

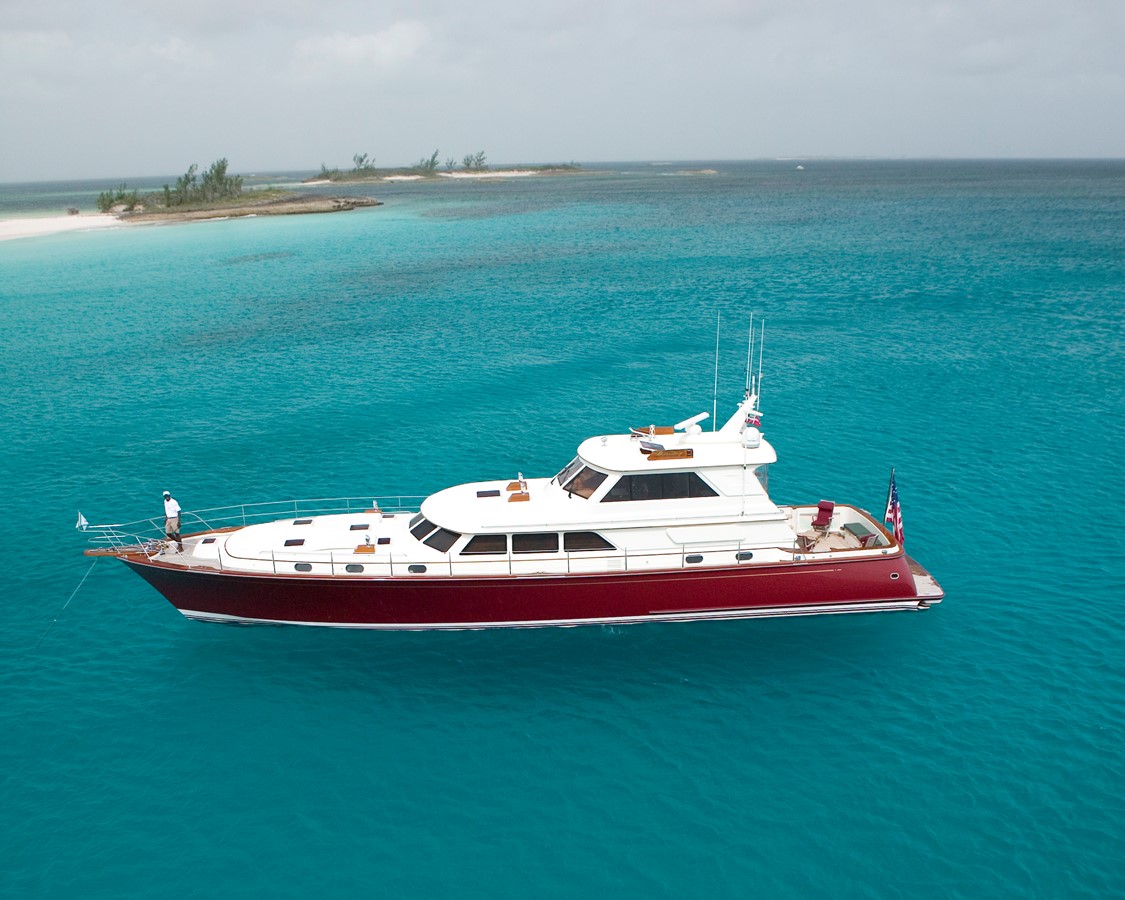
left=317, top=149, right=490, bottom=181
left=97, top=158, right=243, bottom=212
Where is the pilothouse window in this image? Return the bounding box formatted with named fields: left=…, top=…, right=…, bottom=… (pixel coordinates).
left=554, top=457, right=584, bottom=486
left=563, top=466, right=607, bottom=499
left=423, top=528, right=462, bottom=553
left=602, top=472, right=718, bottom=502
left=410, top=517, right=437, bottom=540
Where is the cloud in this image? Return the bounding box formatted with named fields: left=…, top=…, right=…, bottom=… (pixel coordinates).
left=150, top=37, right=215, bottom=69
left=0, top=30, right=74, bottom=69
left=291, top=21, right=430, bottom=81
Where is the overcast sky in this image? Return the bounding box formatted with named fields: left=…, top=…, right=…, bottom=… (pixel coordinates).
left=2, top=0, right=1123, bottom=181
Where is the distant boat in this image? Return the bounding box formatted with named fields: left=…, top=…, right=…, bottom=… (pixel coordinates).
left=796, top=165, right=805, bottom=171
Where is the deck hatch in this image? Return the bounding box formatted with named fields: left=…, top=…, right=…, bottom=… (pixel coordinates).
left=349, top=523, right=369, bottom=531
left=284, top=538, right=305, bottom=547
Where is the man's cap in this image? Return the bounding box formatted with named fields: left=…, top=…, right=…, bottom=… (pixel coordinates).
left=163, top=491, right=171, bottom=497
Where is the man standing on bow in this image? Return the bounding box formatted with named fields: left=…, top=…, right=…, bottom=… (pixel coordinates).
left=163, top=490, right=183, bottom=552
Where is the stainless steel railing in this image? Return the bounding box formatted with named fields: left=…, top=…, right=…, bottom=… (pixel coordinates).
left=80, top=495, right=425, bottom=557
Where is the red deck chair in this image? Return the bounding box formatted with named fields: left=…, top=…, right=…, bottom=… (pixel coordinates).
left=812, top=500, right=835, bottom=532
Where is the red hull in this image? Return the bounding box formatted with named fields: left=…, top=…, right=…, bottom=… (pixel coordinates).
left=121, top=551, right=939, bottom=629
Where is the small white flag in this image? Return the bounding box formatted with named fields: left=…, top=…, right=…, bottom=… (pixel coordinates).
left=76, top=511, right=89, bottom=530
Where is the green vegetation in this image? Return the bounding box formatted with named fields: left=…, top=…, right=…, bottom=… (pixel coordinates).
left=412, top=150, right=441, bottom=175
left=352, top=152, right=377, bottom=174
left=304, top=150, right=583, bottom=184
left=462, top=151, right=488, bottom=171
left=97, top=158, right=244, bottom=213
left=96, top=184, right=141, bottom=213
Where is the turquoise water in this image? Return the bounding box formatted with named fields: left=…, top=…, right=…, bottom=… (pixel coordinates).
left=2, top=161, right=1123, bottom=897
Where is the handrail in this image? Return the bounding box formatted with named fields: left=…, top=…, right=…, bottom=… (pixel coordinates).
left=80, top=496, right=425, bottom=557
left=82, top=496, right=898, bottom=573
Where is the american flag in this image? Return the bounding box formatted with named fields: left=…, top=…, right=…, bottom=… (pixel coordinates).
left=884, top=468, right=905, bottom=544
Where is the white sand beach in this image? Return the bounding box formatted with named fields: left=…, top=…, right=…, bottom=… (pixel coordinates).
left=438, top=170, right=535, bottom=179
left=0, top=214, right=120, bottom=242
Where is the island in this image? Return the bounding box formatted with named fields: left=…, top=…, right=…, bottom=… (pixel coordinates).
left=97, top=158, right=380, bottom=223
left=307, top=150, right=582, bottom=183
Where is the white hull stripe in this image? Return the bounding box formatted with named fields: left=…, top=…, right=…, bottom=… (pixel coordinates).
left=177, top=599, right=930, bottom=630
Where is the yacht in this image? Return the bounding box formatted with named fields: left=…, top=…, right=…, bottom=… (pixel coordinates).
left=82, top=389, right=944, bottom=629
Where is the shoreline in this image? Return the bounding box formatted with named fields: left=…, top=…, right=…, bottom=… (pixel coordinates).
left=305, top=167, right=580, bottom=185
left=0, top=213, right=121, bottom=242
left=0, top=195, right=380, bottom=242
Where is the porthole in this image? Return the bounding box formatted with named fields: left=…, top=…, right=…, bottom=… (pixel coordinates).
left=284, top=538, right=305, bottom=547
left=736, top=550, right=754, bottom=561
left=890, top=572, right=900, bottom=580
left=686, top=554, right=704, bottom=564
left=345, top=564, right=364, bottom=573
left=295, top=563, right=312, bottom=572
left=408, top=564, right=427, bottom=574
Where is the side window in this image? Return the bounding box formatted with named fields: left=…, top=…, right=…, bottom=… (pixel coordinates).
left=563, top=532, right=615, bottom=551
left=512, top=532, right=559, bottom=554
left=461, top=534, right=508, bottom=555
left=688, top=473, right=718, bottom=497
left=410, top=517, right=437, bottom=539
left=630, top=473, right=662, bottom=501
left=601, top=473, right=718, bottom=501
left=603, top=478, right=631, bottom=502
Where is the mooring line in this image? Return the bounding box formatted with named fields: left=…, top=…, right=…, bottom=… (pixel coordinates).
left=32, top=558, right=98, bottom=651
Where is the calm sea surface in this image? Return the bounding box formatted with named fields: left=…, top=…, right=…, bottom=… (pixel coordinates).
left=2, top=161, right=1123, bottom=897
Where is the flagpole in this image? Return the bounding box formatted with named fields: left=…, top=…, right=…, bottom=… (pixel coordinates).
left=884, top=468, right=895, bottom=524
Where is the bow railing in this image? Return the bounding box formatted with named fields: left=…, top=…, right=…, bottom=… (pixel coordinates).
left=79, top=495, right=425, bottom=556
